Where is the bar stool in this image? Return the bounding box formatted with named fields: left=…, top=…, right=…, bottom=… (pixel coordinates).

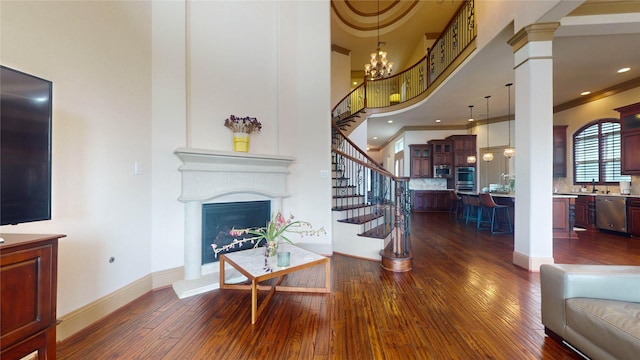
left=463, top=195, right=480, bottom=225
left=448, top=190, right=462, bottom=221
left=478, top=193, right=513, bottom=234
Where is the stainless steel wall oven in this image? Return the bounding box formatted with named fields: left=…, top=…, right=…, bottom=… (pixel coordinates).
left=455, top=167, right=476, bottom=192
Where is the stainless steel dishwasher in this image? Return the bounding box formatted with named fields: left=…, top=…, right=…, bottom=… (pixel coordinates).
left=595, top=196, right=627, bottom=233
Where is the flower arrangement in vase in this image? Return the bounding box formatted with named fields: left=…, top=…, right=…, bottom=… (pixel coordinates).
left=211, top=211, right=325, bottom=257
left=224, top=115, right=262, bottom=152
left=224, top=115, right=262, bottom=134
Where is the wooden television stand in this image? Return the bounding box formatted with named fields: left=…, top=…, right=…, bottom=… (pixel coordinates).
left=1, top=233, right=65, bottom=360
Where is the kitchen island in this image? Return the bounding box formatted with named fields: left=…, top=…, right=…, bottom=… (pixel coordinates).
left=458, top=192, right=578, bottom=239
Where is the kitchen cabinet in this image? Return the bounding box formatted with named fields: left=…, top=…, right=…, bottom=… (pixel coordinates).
left=409, top=144, right=432, bottom=178
left=615, top=102, right=640, bottom=175
left=429, top=140, right=452, bottom=165
left=574, top=195, right=597, bottom=231
left=553, top=125, right=567, bottom=178
left=412, top=190, right=451, bottom=212
left=1, top=234, right=64, bottom=360
left=447, top=135, right=476, bottom=167
left=627, top=198, right=640, bottom=236
left=553, top=197, right=576, bottom=239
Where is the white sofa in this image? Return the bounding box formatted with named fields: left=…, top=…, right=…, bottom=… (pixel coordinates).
left=540, top=264, right=640, bottom=360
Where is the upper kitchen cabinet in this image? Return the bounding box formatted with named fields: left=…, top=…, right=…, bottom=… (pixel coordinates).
left=616, top=102, right=640, bottom=175
left=447, top=135, right=477, bottom=167
left=553, top=125, right=567, bottom=178
left=409, top=144, right=432, bottom=178
left=429, top=140, right=452, bottom=166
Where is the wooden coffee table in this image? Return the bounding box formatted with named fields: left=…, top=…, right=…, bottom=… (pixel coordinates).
left=219, top=242, right=331, bottom=324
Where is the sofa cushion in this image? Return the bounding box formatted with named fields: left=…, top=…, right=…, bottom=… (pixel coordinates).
left=566, top=298, right=640, bottom=360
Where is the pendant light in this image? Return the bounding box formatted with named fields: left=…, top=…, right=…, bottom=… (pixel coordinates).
left=466, top=104, right=477, bottom=163
left=482, top=95, right=494, bottom=162
left=467, top=155, right=477, bottom=164
left=503, top=83, right=515, bottom=158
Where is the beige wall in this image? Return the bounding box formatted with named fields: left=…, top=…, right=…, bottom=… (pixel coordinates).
left=1, top=0, right=332, bottom=325
left=331, top=49, right=351, bottom=107
left=554, top=87, right=640, bottom=194
left=1, top=1, right=153, bottom=316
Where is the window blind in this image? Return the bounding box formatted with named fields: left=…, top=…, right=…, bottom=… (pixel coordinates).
left=573, top=120, right=631, bottom=184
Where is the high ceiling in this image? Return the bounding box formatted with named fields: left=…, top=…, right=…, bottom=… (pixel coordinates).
left=331, top=0, right=640, bottom=149
left=332, top=0, right=464, bottom=74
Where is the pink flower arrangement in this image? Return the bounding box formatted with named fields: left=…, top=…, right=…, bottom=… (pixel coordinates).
left=211, top=211, right=325, bottom=257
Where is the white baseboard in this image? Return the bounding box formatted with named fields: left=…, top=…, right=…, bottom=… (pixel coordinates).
left=56, top=266, right=184, bottom=342
left=152, top=266, right=184, bottom=289
left=512, top=251, right=554, bottom=271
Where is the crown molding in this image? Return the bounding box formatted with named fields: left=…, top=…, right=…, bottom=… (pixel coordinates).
left=554, top=77, right=640, bottom=113
left=331, top=44, right=351, bottom=56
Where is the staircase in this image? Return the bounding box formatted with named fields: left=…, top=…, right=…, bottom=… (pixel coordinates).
left=331, top=125, right=412, bottom=272
left=328, top=1, right=478, bottom=271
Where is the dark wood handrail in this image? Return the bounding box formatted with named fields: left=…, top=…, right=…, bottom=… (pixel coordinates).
left=332, top=149, right=395, bottom=179
left=331, top=123, right=403, bottom=180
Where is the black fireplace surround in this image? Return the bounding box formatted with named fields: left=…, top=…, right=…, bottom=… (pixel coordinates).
left=201, top=200, right=270, bottom=264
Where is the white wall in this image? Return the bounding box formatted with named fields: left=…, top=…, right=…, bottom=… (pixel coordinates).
left=150, top=1, right=188, bottom=273
left=279, top=1, right=332, bottom=244
left=348, top=119, right=369, bottom=153
left=183, top=1, right=332, bottom=244
left=1, top=1, right=153, bottom=316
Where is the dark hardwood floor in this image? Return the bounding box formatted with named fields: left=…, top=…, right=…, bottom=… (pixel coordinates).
left=57, top=212, right=640, bottom=359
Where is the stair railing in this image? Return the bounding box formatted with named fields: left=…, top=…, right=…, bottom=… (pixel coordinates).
left=332, top=124, right=411, bottom=257
left=331, top=0, right=476, bottom=131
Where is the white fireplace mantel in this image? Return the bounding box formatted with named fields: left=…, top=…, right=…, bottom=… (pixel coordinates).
left=174, top=147, right=295, bottom=202
left=172, top=147, right=295, bottom=298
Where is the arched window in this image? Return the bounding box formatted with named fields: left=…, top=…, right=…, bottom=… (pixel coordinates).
left=573, top=119, right=631, bottom=185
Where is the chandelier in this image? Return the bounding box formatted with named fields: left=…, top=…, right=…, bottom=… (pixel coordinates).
left=364, top=0, right=393, bottom=79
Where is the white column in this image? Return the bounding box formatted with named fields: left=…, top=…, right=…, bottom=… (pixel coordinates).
left=183, top=200, right=202, bottom=280
left=508, top=23, right=560, bottom=271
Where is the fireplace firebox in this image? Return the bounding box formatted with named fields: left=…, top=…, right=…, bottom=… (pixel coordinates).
left=202, top=200, right=270, bottom=264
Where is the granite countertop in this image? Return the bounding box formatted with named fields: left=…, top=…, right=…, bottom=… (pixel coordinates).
left=458, top=191, right=639, bottom=198
left=457, top=192, right=578, bottom=199
left=558, top=192, right=640, bottom=198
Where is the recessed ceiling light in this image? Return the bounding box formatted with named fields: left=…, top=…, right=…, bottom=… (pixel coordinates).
left=618, top=67, right=630, bottom=73
left=373, top=136, right=378, bottom=140
left=580, top=91, right=591, bottom=96
left=387, top=120, right=393, bottom=124
left=435, top=119, right=441, bottom=123
left=353, top=81, right=358, bottom=85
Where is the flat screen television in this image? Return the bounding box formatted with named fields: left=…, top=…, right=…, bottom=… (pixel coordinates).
left=0, top=66, right=53, bottom=226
